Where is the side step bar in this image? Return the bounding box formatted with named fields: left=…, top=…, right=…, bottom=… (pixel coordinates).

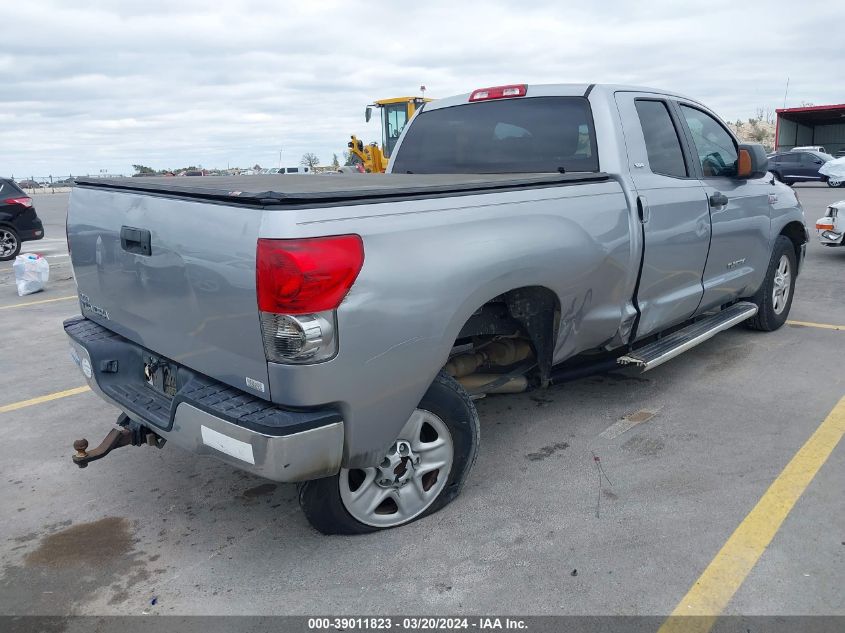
left=618, top=302, right=758, bottom=372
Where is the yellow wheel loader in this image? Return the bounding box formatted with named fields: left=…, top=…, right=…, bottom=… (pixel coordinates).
left=348, top=96, right=431, bottom=173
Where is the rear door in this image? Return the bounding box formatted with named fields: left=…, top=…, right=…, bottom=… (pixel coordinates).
left=615, top=92, right=711, bottom=339
left=675, top=103, right=772, bottom=312
left=779, top=153, right=802, bottom=182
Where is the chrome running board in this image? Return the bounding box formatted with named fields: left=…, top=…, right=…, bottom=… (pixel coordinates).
left=618, top=302, right=758, bottom=372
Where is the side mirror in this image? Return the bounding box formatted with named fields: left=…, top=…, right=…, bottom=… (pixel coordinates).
left=365, top=106, right=372, bottom=123
left=736, top=143, right=768, bottom=179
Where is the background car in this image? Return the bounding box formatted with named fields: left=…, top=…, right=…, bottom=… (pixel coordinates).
left=815, top=200, right=844, bottom=246
left=0, top=178, right=45, bottom=260
left=767, top=150, right=840, bottom=187
left=791, top=145, right=827, bottom=153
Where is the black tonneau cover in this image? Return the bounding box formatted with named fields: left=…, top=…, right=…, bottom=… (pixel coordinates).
left=73, top=172, right=609, bottom=207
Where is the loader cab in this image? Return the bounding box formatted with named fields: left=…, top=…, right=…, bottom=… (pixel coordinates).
left=367, top=97, right=430, bottom=158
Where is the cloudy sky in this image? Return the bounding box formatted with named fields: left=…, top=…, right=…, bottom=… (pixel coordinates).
left=3, top=0, right=843, bottom=177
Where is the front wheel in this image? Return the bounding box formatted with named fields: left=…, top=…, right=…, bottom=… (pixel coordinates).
left=298, top=372, right=480, bottom=534
left=827, top=177, right=844, bottom=188
left=745, top=235, right=797, bottom=331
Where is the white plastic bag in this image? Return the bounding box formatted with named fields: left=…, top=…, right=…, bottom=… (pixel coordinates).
left=13, top=253, right=50, bottom=296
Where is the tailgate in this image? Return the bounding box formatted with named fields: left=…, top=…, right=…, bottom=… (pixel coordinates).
left=67, top=186, right=271, bottom=399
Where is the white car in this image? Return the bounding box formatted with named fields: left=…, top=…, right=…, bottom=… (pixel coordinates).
left=819, top=156, right=845, bottom=188
left=816, top=200, right=845, bottom=246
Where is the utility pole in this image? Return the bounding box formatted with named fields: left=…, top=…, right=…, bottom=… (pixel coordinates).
left=782, top=77, right=790, bottom=109
left=279, top=148, right=283, bottom=169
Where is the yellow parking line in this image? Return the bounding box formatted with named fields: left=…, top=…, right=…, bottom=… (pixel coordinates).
left=786, top=320, right=844, bottom=331
left=0, top=295, right=76, bottom=310
left=658, top=395, right=845, bottom=633
left=0, top=386, right=91, bottom=413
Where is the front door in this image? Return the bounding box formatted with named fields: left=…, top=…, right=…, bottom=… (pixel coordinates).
left=675, top=103, right=772, bottom=312
left=615, top=92, right=711, bottom=339
left=796, top=151, right=825, bottom=182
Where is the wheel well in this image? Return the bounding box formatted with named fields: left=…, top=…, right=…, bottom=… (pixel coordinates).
left=454, top=286, right=560, bottom=386
left=779, top=221, right=807, bottom=270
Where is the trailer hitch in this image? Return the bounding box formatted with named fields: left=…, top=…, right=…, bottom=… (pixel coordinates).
left=72, top=413, right=165, bottom=468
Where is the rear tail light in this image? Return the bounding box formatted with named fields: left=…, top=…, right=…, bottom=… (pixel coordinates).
left=469, top=84, right=527, bottom=102
left=257, top=235, right=363, bottom=314
left=256, top=235, right=364, bottom=363
left=259, top=312, right=336, bottom=363
left=3, top=196, right=32, bottom=207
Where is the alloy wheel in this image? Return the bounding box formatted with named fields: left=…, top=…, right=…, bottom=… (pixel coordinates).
left=0, top=230, right=18, bottom=258
left=772, top=254, right=791, bottom=315
left=339, top=408, right=454, bottom=528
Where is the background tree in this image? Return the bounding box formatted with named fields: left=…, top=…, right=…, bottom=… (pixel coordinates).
left=132, top=164, right=157, bottom=175
left=331, top=153, right=340, bottom=170
left=301, top=153, right=320, bottom=170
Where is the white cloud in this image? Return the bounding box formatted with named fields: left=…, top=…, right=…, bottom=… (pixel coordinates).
left=2, top=0, right=843, bottom=176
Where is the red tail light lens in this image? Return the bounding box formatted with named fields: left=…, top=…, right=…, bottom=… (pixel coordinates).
left=469, top=84, right=527, bottom=102
left=257, top=235, right=364, bottom=314
left=3, top=196, right=32, bottom=208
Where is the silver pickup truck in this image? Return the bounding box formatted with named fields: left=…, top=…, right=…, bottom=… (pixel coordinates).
left=65, top=84, right=806, bottom=534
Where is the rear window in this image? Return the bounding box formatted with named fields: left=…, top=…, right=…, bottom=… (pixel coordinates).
left=391, top=96, right=599, bottom=174
left=0, top=179, right=25, bottom=196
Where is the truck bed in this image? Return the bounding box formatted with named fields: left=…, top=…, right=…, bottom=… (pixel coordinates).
left=73, top=172, right=610, bottom=206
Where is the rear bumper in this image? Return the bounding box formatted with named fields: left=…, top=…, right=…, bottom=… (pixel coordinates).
left=19, top=222, right=44, bottom=242
left=64, top=315, right=344, bottom=482
left=15, top=213, right=44, bottom=242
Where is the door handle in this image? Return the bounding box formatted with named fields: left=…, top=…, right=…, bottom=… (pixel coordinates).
left=709, top=192, right=729, bottom=207
left=120, top=226, right=152, bottom=256
left=637, top=195, right=650, bottom=224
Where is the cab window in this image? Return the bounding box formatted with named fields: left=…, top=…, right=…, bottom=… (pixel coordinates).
left=635, top=99, right=688, bottom=178
left=680, top=105, right=738, bottom=178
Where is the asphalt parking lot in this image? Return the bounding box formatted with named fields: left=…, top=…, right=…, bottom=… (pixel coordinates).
left=1, top=188, right=843, bottom=620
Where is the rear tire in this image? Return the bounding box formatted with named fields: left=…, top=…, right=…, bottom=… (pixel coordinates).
left=0, top=227, right=21, bottom=261
left=745, top=235, right=797, bottom=331
left=298, top=371, right=480, bottom=535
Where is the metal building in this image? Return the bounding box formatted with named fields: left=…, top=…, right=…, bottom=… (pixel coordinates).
left=775, top=104, right=845, bottom=154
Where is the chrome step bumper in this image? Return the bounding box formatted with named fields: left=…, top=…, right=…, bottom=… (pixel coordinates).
left=618, top=302, right=758, bottom=372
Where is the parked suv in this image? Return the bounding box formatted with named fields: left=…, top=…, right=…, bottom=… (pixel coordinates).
left=0, top=178, right=45, bottom=260
left=768, top=150, right=838, bottom=186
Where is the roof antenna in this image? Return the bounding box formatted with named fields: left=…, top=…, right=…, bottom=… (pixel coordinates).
left=782, top=77, right=790, bottom=109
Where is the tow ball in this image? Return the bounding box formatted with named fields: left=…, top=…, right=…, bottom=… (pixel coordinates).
left=72, top=413, right=165, bottom=468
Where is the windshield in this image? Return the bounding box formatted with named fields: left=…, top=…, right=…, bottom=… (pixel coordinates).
left=382, top=103, right=409, bottom=158
left=391, top=97, right=599, bottom=174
